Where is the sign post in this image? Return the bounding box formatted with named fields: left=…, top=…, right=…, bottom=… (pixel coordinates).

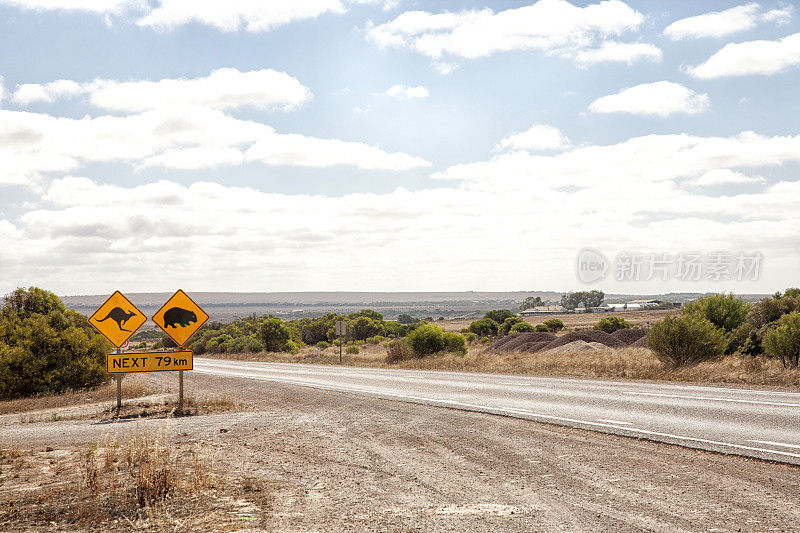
left=88, top=291, right=147, bottom=416
left=335, top=320, right=346, bottom=363
left=151, top=290, right=209, bottom=414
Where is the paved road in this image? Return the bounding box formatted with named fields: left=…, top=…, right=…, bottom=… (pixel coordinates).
left=194, top=358, right=800, bottom=465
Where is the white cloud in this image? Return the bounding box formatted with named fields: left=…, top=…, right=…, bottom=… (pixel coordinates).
left=12, top=68, right=312, bottom=112
left=385, top=84, right=429, bottom=99
left=497, top=124, right=570, bottom=152
left=688, top=168, right=764, bottom=187
left=3, top=130, right=800, bottom=294
left=571, top=41, right=662, bottom=66
left=0, top=103, right=429, bottom=186
left=662, top=3, right=792, bottom=40
left=688, top=32, right=800, bottom=78
left=0, top=0, right=143, bottom=14
left=367, top=0, right=660, bottom=67
left=137, top=0, right=347, bottom=32
left=0, top=76, right=6, bottom=107
left=589, top=81, right=709, bottom=117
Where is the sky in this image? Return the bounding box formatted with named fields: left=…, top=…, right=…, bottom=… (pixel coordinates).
left=1, top=0, right=799, bottom=296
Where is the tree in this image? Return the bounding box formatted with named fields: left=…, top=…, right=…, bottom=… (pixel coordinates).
left=349, top=309, right=383, bottom=322
left=469, top=318, right=499, bottom=336
left=0, top=289, right=110, bottom=400
left=406, top=324, right=466, bottom=357
left=484, top=310, right=513, bottom=324
left=646, top=315, right=726, bottom=368
left=560, top=292, right=583, bottom=311
left=397, top=314, right=417, bottom=324
left=499, top=316, right=524, bottom=335
left=682, top=293, right=749, bottom=335
left=258, top=317, right=291, bottom=352
left=519, top=296, right=544, bottom=311
left=2, top=287, right=66, bottom=319
left=349, top=316, right=385, bottom=341
left=510, top=322, right=536, bottom=333
left=584, top=290, right=605, bottom=308
left=763, top=312, right=800, bottom=367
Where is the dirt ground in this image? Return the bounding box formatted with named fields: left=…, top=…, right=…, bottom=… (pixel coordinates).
left=2, top=370, right=800, bottom=532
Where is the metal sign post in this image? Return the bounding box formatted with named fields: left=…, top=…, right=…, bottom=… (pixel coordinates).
left=335, top=320, right=346, bottom=363
left=115, top=348, right=122, bottom=416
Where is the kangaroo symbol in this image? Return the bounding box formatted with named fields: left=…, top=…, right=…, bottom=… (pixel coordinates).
left=96, top=307, right=137, bottom=332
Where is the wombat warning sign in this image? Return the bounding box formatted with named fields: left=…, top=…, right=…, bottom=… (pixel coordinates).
left=151, top=289, right=209, bottom=347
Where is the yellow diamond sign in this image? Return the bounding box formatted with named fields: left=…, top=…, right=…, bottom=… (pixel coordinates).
left=151, top=289, right=209, bottom=347
left=88, top=291, right=147, bottom=348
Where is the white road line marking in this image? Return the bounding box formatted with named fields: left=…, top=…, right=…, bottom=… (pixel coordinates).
left=748, top=440, right=800, bottom=450
left=596, top=419, right=632, bottom=425
left=624, top=391, right=800, bottom=408
left=193, top=365, right=800, bottom=461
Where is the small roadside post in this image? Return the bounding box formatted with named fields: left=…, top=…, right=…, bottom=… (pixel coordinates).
left=335, top=320, right=346, bottom=363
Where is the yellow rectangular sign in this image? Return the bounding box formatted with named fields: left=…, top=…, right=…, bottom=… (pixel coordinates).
left=107, top=351, right=193, bottom=373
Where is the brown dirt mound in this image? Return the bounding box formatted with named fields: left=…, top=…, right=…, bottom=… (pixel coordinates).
left=611, top=328, right=647, bottom=345
left=512, top=340, right=555, bottom=353
left=542, top=330, right=627, bottom=351
left=492, top=332, right=556, bottom=351
left=632, top=335, right=648, bottom=347
left=489, top=333, right=525, bottom=350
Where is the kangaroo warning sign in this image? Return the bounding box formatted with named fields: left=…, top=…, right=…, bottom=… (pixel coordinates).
left=89, top=291, right=147, bottom=348
left=151, top=289, right=209, bottom=347
left=107, top=351, right=193, bottom=373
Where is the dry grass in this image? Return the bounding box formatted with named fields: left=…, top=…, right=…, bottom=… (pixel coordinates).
left=214, top=343, right=800, bottom=390
left=0, top=380, right=155, bottom=415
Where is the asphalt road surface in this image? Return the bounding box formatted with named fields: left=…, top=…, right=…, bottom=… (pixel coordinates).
left=195, top=358, right=800, bottom=465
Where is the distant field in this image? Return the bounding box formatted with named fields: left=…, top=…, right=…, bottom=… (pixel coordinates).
left=439, top=309, right=677, bottom=332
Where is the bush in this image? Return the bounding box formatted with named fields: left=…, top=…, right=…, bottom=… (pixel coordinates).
left=463, top=332, right=478, bottom=343
left=316, top=341, right=331, bottom=350
left=385, top=340, right=413, bottom=363
left=763, top=312, right=800, bottom=367
left=534, top=324, right=550, bottom=332
left=484, top=310, right=514, bottom=324
left=406, top=324, right=447, bottom=357
left=499, top=316, right=524, bottom=335
left=509, top=322, right=536, bottom=333
left=406, top=324, right=466, bottom=357
left=246, top=338, right=263, bottom=353
left=682, top=293, right=749, bottom=335
left=646, top=315, right=727, bottom=368
left=469, top=318, right=499, bottom=337
left=349, top=316, right=385, bottom=341
left=479, top=336, right=490, bottom=344
left=345, top=345, right=360, bottom=354
left=259, top=317, right=291, bottom=352
left=740, top=330, right=764, bottom=357
left=285, top=340, right=301, bottom=355
left=366, top=335, right=386, bottom=345
left=443, top=332, right=467, bottom=355
left=0, top=288, right=111, bottom=399
left=594, top=316, right=633, bottom=334
left=543, top=318, right=565, bottom=333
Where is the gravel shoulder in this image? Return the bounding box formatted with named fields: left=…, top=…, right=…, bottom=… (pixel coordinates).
left=2, top=370, right=799, bottom=531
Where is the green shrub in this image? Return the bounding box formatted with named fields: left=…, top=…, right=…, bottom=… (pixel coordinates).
left=593, top=316, right=633, bottom=334
left=259, top=317, right=290, bottom=352
left=469, top=318, right=498, bottom=337
left=285, top=340, right=301, bottom=355
left=499, top=316, right=524, bottom=335
left=443, top=332, right=467, bottom=355
left=349, top=316, right=386, bottom=341
left=510, top=322, right=536, bottom=333
left=646, top=315, right=727, bottom=368
left=479, top=336, right=490, bottom=344
left=316, top=341, right=331, bottom=350
left=406, top=324, right=447, bottom=356
left=0, top=288, right=111, bottom=400
left=246, top=338, right=263, bottom=353
left=365, top=335, right=386, bottom=344
left=484, top=310, right=514, bottom=324
left=763, top=312, right=800, bottom=367
left=463, top=332, right=478, bottom=343
left=385, top=340, right=413, bottom=363
left=543, top=318, right=565, bottom=333
left=740, top=330, right=764, bottom=357
left=682, top=293, right=749, bottom=335
left=345, top=345, right=360, bottom=354
left=534, top=324, right=550, bottom=332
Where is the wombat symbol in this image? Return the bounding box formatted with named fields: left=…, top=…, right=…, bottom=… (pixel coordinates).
left=96, top=307, right=137, bottom=332
left=163, top=307, right=197, bottom=328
